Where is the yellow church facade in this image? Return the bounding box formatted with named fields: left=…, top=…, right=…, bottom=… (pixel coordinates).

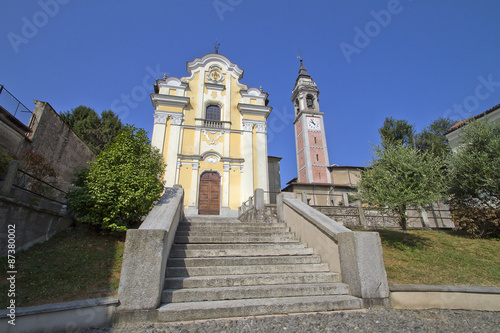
left=150, top=53, right=272, bottom=216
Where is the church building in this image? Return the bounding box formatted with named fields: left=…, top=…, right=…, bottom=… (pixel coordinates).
left=150, top=52, right=272, bottom=216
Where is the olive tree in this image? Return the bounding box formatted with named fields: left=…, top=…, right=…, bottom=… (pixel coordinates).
left=359, top=143, right=447, bottom=243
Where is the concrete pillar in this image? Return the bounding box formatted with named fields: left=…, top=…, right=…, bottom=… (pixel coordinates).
left=342, top=193, right=349, bottom=206
left=276, top=192, right=297, bottom=222
left=254, top=188, right=264, bottom=211
left=357, top=206, right=367, bottom=226
left=301, top=192, right=308, bottom=204
left=1, top=160, right=18, bottom=197
left=420, top=208, right=430, bottom=228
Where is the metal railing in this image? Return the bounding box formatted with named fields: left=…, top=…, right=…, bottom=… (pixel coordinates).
left=0, top=84, right=33, bottom=129
left=13, top=168, right=67, bottom=205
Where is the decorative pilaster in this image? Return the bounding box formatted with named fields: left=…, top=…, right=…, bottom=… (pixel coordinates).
left=222, top=162, right=230, bottom=209
left=189, top=162, right=200, bottom=208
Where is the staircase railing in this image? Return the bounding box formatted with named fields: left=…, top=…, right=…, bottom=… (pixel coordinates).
left=117, top=186, right=184, bottom=314
left=276, top=192, right=391, bottom=307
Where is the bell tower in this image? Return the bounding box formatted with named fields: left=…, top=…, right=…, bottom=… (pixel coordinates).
left=292, top=59, right=331, bottom=184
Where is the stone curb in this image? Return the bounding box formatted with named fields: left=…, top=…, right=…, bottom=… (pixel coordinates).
left=390, top=284, right=500, bottom=294
left=0, top=297, right=119, bottom=318
left=390, top=284, right=500, bottom=311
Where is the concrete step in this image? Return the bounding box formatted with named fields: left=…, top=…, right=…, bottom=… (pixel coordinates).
left=174, top=235, right=297, bottom=244
left=170, top=246, right=314, bottom=258
left=184, top=216, right=242, bottom=223
left=157, top=295, right=362, bottom=322
left=164, top=272, right=341, bottom=289
left=162, top=283, right=351, bottom=303
left=176, top=225, right=289, bottom=232
left=172, top=243, right=306, bottom=250
left=178, top=221, right=287, bottom=228
left=167, top=263, right=330, bottom=277
left=167, top=255, right=322, bottom=267
left=175, top=231, right=293, bottom=237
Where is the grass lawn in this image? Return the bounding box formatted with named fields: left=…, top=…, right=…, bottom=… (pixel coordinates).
left=374, top=229, right=500, bottom=287
left=0, top=227, right=125, bottom=308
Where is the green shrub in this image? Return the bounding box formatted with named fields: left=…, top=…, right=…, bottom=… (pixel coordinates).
left=67, top=126, right=165, bottom=232
left=450, top=199, right=500, bottom=238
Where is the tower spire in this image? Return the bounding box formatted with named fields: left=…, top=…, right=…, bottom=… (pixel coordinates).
left=296, top=49, right=310, bottom=77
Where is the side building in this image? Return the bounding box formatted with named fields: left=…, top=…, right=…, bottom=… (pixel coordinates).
left=445, top=103, right=500, bottom=150
left=150, top=53, right=273, bottom=216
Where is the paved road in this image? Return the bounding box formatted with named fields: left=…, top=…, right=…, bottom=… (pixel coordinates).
left=82, top=308, right=500, bottom=332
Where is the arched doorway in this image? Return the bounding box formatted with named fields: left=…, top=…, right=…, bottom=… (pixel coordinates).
left=198, top=171, right=221, bottom=215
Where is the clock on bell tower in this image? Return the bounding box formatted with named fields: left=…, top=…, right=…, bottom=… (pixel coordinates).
left=292, top=59, right=331, bottom=184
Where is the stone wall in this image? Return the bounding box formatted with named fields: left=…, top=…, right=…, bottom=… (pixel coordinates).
left=19, top=101, right=95, bottom=192
left=314, top=203, right=454, bottom=229
left=0, top=105, right=30, bottom=154
left=0, top=195, right=72, bottom=257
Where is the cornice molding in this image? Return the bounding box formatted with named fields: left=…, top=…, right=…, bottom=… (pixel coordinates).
left=150, top=93, right=190, bottom=109
left=238, top=103, right=272, bottom=118
left=241, top=87, right=268, bottom=100
left=205, top=82, right=225, bottom=91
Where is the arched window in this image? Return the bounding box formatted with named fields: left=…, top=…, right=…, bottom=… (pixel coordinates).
left=206, top=105, right=221, bottom=121
left=306, top=95, right=314, bottom=108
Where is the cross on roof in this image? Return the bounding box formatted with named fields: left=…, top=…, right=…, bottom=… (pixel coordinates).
left=214, top=40, right=220, bottom=54
left=297, top=49, right=303, bottom=60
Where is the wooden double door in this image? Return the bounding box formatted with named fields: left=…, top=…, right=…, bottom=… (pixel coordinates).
left=198, top=171, right=221, bottom=215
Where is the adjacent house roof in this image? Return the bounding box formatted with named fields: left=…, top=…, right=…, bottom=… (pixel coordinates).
left=445, top=103, right=500, bottom=135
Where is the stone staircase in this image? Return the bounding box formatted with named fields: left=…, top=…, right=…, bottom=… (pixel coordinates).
left=157, top=215, right=362, bottom=322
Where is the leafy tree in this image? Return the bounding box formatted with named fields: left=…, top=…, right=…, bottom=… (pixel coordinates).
left=60, top=106, right=123, bottom=154
left=359, top=143, right=447, bottom=243
left=447, top=119, right=500, bottom=237
left=415, top=117, right=454, bottom=159
left=379, top=116, right=454, bottom=159
left=379, top=117, right=415, bottom=148
left=67, top=126, right=165, bottom=232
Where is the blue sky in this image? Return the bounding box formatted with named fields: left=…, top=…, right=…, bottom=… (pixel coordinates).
left=2, top=0, right=500, bottom=187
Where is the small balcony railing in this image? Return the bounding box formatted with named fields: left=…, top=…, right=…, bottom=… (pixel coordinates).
left=204, top=119, right=224, bottom=128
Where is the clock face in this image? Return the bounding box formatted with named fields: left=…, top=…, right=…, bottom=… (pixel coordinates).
left=307, top=118, right=320, bottom=129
